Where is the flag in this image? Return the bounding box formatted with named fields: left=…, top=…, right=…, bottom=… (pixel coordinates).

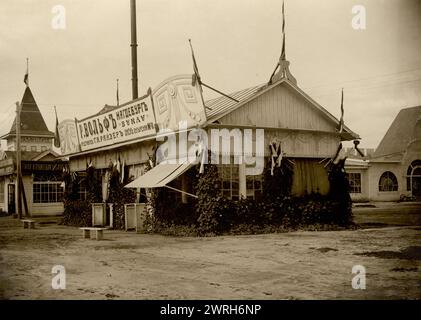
left=189, top=39, right=201, bottom=86
left=54, top=106, right=61, bottom=148
left=120, top=159, right=125, bottom=183
left=24, top=58, right=29, bottom=86
left=116, top=79, right=119, bottom=107
left=338, top=88, right=344, bottom=134
left=280, top=0, right=286, bottom=61
left=270, top=141, right=283, bottom=176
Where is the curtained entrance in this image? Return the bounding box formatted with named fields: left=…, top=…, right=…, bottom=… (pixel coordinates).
left=291, top=159, right=330, bottom=196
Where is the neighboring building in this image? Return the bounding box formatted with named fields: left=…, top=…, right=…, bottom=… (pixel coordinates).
left=345, top=106, right=421, bottom=202
left=0, top=86, right=67, bottom=216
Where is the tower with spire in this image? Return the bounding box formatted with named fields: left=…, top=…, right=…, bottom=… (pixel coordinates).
left=1, top=86, right=55, bottom=152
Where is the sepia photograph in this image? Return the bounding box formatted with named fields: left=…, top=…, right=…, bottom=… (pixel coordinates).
left=0, top=0, right=420, bottom=311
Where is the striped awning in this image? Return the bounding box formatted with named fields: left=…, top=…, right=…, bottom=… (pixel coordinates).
left=124, top=162, right=193, bottom=189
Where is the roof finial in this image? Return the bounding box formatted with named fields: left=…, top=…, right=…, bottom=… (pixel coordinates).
left=268, top=0, right=297, bottom=85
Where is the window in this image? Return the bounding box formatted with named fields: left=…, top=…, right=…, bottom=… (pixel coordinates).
left=33, top=173, right=64, bottom=203
left=379, top=171, right=398, bottom=192
left=0, top=178, right=4, bottom=204
left=21, top=146, right=26, bottom=151
left=347, top=173, right=362, bottom=193
left=31, top=146, right=37, bottom=152
left=406, top=160, right=421, bottom=191
left=33, top=182, right=64, bottom=203
left=246, top=175, right=263, bottom=200
left=218, top=165, right=240, bottom=200
left=41, top=146, right=47, bottom=152
left=77, top=174, right=88, bottom=201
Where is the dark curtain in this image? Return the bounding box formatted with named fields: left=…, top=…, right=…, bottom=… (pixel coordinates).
left=291, top=159, right=330, bottom=196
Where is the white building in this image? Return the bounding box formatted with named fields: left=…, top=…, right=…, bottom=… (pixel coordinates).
left=345, top=106, right=421, bottom=202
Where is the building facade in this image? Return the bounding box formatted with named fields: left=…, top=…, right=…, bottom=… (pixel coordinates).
left=63, top=63, right=359, bottom=207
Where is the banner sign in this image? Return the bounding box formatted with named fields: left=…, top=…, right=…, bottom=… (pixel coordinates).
left=58, top=75, right=207, bottom=156
left=0, top=159, right=14, bottom=176
left=153, top=74, right=207, bottom=132
left=76, top=93, right=156, bottom=152
left=21, top=161, right=66, bottom=173
left=58, top=119, right=80, bottom=155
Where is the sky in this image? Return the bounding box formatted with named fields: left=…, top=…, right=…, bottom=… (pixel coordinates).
left=0, top=0, right=420, bottom=150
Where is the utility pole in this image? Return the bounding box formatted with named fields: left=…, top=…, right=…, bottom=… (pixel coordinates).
left=15, top=101, right=22, bottom=219
left=130, top=0, right=139, bottom=100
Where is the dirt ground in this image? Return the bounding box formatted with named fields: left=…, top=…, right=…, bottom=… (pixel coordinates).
left=0, top=202, right=420, bottom=300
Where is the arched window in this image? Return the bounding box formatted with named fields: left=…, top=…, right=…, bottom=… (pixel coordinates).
left=379, top=171, right=398, bottom=192
left=407, top=160, right=421, bottom=192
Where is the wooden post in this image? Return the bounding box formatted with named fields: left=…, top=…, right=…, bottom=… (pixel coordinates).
left=239, top=163, right=247, bottom=199
left=15, top=102, right=22, bottom=220
left=108, top=203, right=114, bottom=229
left=19, top=175, right=29, bottom=217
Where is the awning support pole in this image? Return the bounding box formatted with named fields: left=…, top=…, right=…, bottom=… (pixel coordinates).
left=164, top=185, right=198, bottom=199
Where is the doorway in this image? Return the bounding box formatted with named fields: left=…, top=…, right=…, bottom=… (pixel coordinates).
left=8, top=184, right=16, bottom=214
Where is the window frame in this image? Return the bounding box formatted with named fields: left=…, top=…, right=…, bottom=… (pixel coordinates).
left=33, top=181, right=64, bottom=204
left=246, top=174, right=264, bottom=200
left=347, top=172, right=362, bottom=194
left=217, top=164, right=240, bottom=201
left=378, top=171, right=398, bottom=192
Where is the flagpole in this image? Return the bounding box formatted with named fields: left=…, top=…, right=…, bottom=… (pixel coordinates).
left=339, top=88, right=344, bottom=134
left=188, top=38, right=239, bottom=104
left=26, top=58, right=29, bottom=86
left=15, top=102, right=22, bottom=219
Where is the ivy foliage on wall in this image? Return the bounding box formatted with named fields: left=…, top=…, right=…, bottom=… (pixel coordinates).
left=62, top=154, right=353, bottom=234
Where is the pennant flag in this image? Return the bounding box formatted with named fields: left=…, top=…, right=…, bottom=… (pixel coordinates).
left=189, top=39, right=201, bottom=86
left=280, top=0, right=286, bottom=61
left=269, top=141, right=283, bottom=176
left=120, top=159, right=125, bottom=183
left=23, top=58, right=29, bottom=86
left=53, top=106, right=61, bottom=148
left=338, top=88, right=344, bottom=134
left=116, top=79, right=120, bottom=107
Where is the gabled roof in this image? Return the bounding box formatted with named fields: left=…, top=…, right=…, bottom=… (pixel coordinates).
left=372, top=106, right=421, bottom=160
left=3, top=150, right=43, bottom=161
left=2, top=150, right=61, bottom=162
left=31, top=149, right=61, bottom=161
left=205, top=78, right=359, bottom=141
left=205, top=84, right=265, bottom=120
left=1, top=86, right=55, bottom=139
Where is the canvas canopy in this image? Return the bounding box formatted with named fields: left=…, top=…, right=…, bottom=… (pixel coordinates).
left=125, top=161, right=194, bottom=191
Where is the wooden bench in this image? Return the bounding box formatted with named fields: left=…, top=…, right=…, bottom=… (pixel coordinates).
left=21, top=219, right=36, bottom=229
left=80, top=227, right=108, bottom=240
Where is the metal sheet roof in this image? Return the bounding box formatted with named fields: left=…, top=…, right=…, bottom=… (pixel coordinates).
left=205, top=84, right=265, bottom=121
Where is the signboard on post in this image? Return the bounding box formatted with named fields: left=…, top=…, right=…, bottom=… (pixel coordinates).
left=57, top=75, right=207, bottom=156
left=0, top=159, right=14, bottom=176
left=76, top=92, right=156, bottom=152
